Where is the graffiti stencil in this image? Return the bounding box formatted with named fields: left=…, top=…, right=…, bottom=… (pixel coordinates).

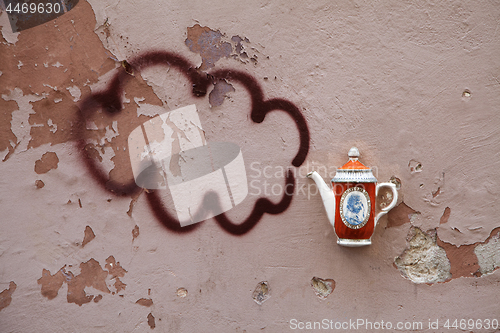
left=77, top=51, right=310, bottom=235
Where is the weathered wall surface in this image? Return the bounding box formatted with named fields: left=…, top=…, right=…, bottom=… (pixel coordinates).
left=1, top=0, right=499, bottom=332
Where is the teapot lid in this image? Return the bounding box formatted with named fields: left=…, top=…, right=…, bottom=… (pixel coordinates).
left=332, top=147, right=377, bottom=183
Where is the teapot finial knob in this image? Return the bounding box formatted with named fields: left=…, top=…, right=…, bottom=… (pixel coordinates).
left=348, top=147, right=359, bottom=159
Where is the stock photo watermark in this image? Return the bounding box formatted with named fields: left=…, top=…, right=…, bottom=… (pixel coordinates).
left=248, top=161, right=379, bottom=199
left=288, top=318, right=500, bottom=331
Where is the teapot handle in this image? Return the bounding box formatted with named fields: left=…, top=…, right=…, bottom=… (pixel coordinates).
left=374, top=183, right=398, bottom=226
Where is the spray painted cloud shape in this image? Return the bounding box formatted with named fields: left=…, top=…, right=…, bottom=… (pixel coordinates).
left=77, top=51, right=310, bottom=235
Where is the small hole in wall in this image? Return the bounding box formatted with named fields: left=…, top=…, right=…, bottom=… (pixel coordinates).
left=408, top=160, right=423, bottom=174
left=176, top=288, right=188, bottom=298
left=252, top=281, right=270, bottom=305
left=390, top=176, right=401, bottom=190
left=462, top=89, right=471, bottom=100
left=420, top=184, right=424, bottom=188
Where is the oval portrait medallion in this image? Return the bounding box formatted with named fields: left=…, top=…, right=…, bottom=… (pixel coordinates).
left=339, top=187, right=371, bottom=229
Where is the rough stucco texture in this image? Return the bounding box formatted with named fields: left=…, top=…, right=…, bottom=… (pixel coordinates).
left=1, top=0, right=500, bottom=332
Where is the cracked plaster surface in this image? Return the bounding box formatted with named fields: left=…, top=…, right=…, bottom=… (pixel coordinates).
left=475, top=230, right=500, bottom=275
left=395, top=227, right=452, bottom=284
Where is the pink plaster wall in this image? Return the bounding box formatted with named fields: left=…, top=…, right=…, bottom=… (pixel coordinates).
left=1, top=0, right=499, bottom=332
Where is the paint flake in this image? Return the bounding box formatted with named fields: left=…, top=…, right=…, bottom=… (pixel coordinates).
left=114, top=277, right=127, bottom=293
left=147, top=312, right=156, bottom=329
left=38, top=268, right=66, bottom=300
left=38, top=256, right=127, bottom=306
left=34, top=151, right=59, bottom=174
left=82, top=226, right=95, bottom=247
left=132, top=225, right=140, bottom=240
left=185, top=24, right=232, bottom=70
left=386, top=202, right=419, bottom=228
left=0, top=282, right=17, bottom=311
left=105, top=256, right=127, bottom=279
left=209, top=79, right=235, bottom=107
left=136, top=298, right=153, bottom=307
left=66, top=85, right=82, bottom=102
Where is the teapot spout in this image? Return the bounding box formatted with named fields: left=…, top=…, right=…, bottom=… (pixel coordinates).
left=307, top=171, right=336, bottom=228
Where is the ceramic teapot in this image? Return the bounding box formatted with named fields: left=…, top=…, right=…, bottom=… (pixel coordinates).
left=307, top=147, right=398, bottom=246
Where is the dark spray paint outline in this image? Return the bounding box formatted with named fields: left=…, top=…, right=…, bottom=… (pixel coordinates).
left=76, top=51, right=309, bottom=235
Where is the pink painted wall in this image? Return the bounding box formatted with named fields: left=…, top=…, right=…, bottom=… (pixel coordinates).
left=1, top=0, right=499, bottom=331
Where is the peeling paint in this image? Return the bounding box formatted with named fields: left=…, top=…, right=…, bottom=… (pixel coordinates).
left=82, top=225, right=95, bottom=247
left=105, top=255, right=128, bottom=293
left=38, top=268, right=66, bottom=300
left=0, top=281, right=17, bottom=311
left=436, top=237, right=480, bottom=279
left=137, top=102, right=162, bottom=118
left=440, top=207, right=451, bottom=224
left=34, top=152, right=59, bottom=174
left=136, top=298, right=153, bottom=307
left=66, top=85, right=82, bottom=102
left=0, top=0, right=497, bottom=329
left=2, top=88, right=42, bottom=159
left=209, top=79, right=235, bottom=107
left=185, top=24, right=261, bottom=71
left=231, top=35, right=250, bottom=59
left=132, top=225, right=140, bottom=240
left=147, top=312, right=156, bottom=329
left=66, top=259, right=110, bottom=305
left=474, top=228, right=500, bottom=275
left=395, top=227, right=452, bottom=284
left=0, top=1, right=117, bottom=155
left=47, top=119, right=57, bottom=133
left=0, top=97, right=17, bottom=160
left=38, top=255, right=127, bottom=306
left=386, top=202, right=419, bottom=228
left=114, top=277, right=126, bottom=293
left=0, top=11, right=19, bottom=44
left=127, top=190, right=143, bottom=217
left=185, top=24, right=232, bottom=70
left=423, top=171, right=445, bottom=206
